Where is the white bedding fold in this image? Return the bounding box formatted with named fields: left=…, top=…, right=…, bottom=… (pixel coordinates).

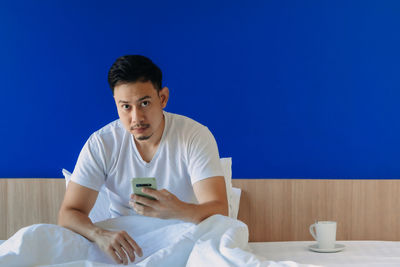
left=0, top=215, right=316, bottom=267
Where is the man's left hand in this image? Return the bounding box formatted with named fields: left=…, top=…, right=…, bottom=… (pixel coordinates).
left=129, top=189, right=186, bottom=219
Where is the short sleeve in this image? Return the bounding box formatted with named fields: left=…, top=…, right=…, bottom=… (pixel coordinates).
left=70, top=134, right=107, bottom=191
left=188, top=126, right=224, bottom=184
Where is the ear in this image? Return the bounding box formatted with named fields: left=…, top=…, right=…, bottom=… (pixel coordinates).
left=159, top=87, right=169, bottom=108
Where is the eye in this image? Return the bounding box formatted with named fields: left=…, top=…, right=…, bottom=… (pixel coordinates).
left=122, top=104, right=131, bottom=110
left=141, top=101, right=150, bottom=107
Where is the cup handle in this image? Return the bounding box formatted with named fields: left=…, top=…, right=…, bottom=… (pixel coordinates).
left=309, top=223, right=317, bottom=240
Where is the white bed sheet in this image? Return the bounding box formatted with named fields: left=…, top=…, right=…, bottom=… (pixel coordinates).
left=0, top=216, right=313, bottom=267
left=3, top=235, right=400, bottom=266
left=249, top=240, right=400, bottom=267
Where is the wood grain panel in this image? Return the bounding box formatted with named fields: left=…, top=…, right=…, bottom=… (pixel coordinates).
left=1, top=178, right=400, bottom=242
left=0, top=179, right=65, bottom=240
left=232, top=179, right=400, bottom=242
left=0, top=180, right=7, bottom=241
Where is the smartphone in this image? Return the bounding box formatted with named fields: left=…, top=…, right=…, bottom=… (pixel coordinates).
left=131, top=177, right=157, bottom=201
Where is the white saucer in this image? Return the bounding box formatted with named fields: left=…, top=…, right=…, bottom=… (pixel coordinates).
left=309, top=244, right=345, bottom=253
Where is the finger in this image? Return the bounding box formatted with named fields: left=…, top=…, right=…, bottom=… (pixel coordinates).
left=113, top=245, right=128, bottom=265
left=129, top=199, right=135, bottom=208
left=135, top=202, right=156, bottom=217
left=107, top=247, right=123, bottom=265
left=156, top=189, right=175, bottom=202
left=124, top=234, right=143, bottom=257
left=141, top=188, right=161, bottom=200
left=119, top=236, right=136, bottom=263
left=133, top=202, right=146, bottom=215
left=156, top=189, right=174, bottom=201
left=134, top=194, right=157, bottom=206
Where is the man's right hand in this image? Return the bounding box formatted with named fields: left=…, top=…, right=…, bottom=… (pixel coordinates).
left=58, top=182, right=143, bottom=265
left=94, top=228, right=143, bottom=265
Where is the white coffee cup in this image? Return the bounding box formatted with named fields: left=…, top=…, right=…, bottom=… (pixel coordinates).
left=309, top=221, right=337, bottom=249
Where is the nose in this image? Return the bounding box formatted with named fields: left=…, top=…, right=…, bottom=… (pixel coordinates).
left=131, top=106, right=145, bottom=125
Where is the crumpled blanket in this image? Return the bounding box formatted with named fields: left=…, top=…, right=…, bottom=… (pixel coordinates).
left=0, top=215, right=318, bottom=267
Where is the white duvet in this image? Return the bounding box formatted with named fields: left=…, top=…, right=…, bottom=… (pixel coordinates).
left=0, top=215, right=317, bottom=267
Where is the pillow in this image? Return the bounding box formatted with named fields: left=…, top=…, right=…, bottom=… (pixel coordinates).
left=230, top=187, right=241, bottom=219
left=62, top=169, right=111, bottom=223
left=62, top=157, right=241, bottom=222
left=219, top=157, right=232, bottom=201
left=220, top=157, right=241, bottom=219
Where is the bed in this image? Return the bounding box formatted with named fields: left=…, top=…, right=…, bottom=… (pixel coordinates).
left=1, top=178, right=400, bottom=266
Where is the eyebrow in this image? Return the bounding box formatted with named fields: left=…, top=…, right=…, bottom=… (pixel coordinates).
left=137, top=96, right=151, bottom=102
left=118, top=96, right=151, bottom=104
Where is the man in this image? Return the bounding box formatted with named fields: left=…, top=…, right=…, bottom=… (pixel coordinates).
left=58, top=55, right=228, bottom=265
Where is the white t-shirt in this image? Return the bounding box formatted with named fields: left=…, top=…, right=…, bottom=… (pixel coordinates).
left=70, top=111, right=224, bottom=217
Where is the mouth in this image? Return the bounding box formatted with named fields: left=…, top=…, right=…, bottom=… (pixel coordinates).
left=134, top=128, right=147, bottom=133
left=131, top=125, right=150, bottom=133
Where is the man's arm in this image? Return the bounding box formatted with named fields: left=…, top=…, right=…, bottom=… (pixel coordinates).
left=188, top=176, right=229, bottom=223
left=130, top=176, right=228, bottom=224
left=58, top=181, right=100, bottom=240
left=58, top=181, right=142, bottom=265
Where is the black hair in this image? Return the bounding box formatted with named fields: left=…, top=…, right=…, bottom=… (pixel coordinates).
left=107, top=55, right=162, bottom=94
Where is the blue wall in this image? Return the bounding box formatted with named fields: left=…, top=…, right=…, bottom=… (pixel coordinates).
left=1, top=1, right=400, bottom=178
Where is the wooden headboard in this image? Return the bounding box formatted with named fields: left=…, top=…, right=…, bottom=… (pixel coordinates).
left=1, top=178, right=400, bottom=241
left=0, top=179, right=65, bottom=240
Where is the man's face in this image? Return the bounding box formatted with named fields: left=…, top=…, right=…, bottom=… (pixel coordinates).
left=113, top=81, right=169, bottom=142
